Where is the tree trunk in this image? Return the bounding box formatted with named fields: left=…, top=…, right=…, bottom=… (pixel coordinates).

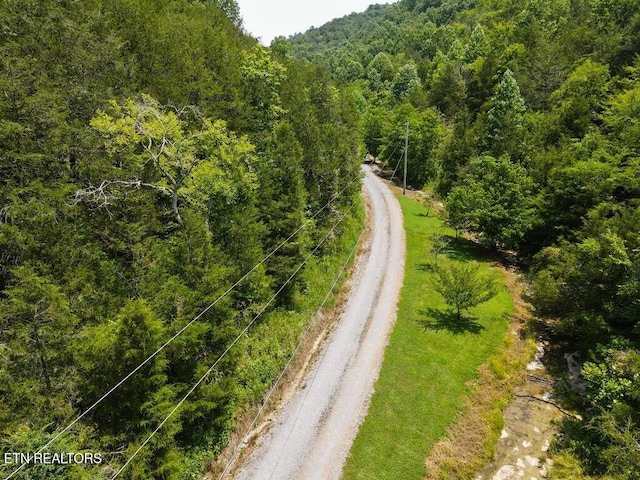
left=171, top=189, right=182, bottom=224
left=32, top=323, right=51, bottom=392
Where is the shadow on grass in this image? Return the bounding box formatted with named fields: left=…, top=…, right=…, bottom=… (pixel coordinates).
left=443, top=236, right=483, bottom=263
left=419, top=307, right=485, bottom=335
left=417, top=262, right=435, bottom=272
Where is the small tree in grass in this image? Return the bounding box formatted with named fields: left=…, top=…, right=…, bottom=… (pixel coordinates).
left=430, top=233, right=449, bottom=267
left=434, top=262, right=498, bottom=321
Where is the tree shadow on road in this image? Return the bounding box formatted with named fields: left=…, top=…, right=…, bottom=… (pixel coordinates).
left=419, top=307, right=485, bottom=335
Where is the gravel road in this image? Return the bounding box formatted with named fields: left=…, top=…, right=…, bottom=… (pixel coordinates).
left=234, top=165, right=406, bottom=480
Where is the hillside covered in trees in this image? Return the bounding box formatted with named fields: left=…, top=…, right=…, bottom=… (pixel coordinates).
left=0, top=1, right=363, bottom=478
left=290, top=0, right=640, bottom=477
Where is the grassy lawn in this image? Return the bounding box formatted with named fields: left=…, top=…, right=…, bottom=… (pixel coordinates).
left=342, top=195, right=514, bottom=480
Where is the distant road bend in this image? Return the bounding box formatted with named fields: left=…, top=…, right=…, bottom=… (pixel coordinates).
left=235, top=165, right=406, bottom=480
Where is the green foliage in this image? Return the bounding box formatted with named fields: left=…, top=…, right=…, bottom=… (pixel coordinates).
left=602, top=83, right=640, bottom=157
left=434, top=262, right=498, bottom=320
left=430, top=233, right=449, bottom=266
left=446, top=155, right=535, bottom=249
left=464, top=25, right=489, bottom=63
left=0, top=265, right=77, bottom=424
left=429, top=51, right=466, bottom=117
left=554, top=338, right=640, bottom=479
left=0, top=1, right=364, bottom=477
left=257, top=122, right=309, bottom=302
left=289, top=0, right=640, bottom=476
left=530, top=230, right=639, bottom=334
left=0, top=424, right=99, bottom=480
left=445, top=186, right=478, bottom=237
left=551, top=59, right=610, bottom=138
left=76, top=299, right=169, bottom=430
left=378, top=104, right=446, bottom=187
left=582, top=345, right=637, bottom=410
left=368, top=52, right=396, bottom=82
left=392, top=62, right=422, bottom=101
left=87, top=95, right=259, bottom=225
left=485, top=69, right=527, bottom=160
left=240, top=46, right=287, bottom=135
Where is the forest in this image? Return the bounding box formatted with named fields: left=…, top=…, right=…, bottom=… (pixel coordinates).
left=2, top=0, right=640, bottom=478
left=0, top=0, right=363, bottom=478
left=290, top=0, right=640, bottom=477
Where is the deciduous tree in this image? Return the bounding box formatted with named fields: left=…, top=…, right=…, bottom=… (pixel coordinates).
left=434, top=262, right=498, bottom=321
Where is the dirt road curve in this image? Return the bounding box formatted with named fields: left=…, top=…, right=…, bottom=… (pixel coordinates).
left=234, top=165, right=406, bottom=480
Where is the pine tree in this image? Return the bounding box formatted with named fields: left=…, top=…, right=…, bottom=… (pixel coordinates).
left=464, top=25, right=489, bottom=64
left=485, top=69, right=527, bottom=160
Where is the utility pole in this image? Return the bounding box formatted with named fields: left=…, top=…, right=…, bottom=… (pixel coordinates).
left=403, top=122, right=409, bottom=195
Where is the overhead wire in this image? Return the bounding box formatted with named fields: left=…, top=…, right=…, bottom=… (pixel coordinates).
left=216, top=216, right=366, bottom=480
left=263, top=177, right=383, bottom=480
left=375, top=139, right=403, bottom=174
left=390, top=151, right=404, bottom=182
left=2, top=169, right=364, bottom=480
left=110, top=194, right=362, bottom=479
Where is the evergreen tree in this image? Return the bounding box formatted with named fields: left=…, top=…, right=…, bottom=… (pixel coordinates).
left=485, top=69, right=527, bottom=160
left=464, top=25, right=489, bottom=64
left=258, top=122, right=308, bottom=303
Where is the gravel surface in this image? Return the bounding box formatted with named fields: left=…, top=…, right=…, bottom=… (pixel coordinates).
left=234, top=165, right=406, bottom=480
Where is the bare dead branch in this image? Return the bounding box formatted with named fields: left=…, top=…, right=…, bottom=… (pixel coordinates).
left=0, top=205, right=9, bottom=223
left=72, top=179, right=172, bottom=218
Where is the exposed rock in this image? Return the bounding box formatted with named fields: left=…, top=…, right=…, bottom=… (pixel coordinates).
left=476, top=342, right=562, bottom=480
left=564, top=352, right=587, bottom=396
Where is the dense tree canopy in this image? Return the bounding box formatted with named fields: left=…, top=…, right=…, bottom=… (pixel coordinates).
left=290, top=0, right=640, bottom=475
left=0, top=1, right=363, bottom=478
left=3, top=0, right=640, bottom=477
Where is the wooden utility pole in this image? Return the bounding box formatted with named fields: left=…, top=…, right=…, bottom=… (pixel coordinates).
left=403, top=122, right=409, bottom=195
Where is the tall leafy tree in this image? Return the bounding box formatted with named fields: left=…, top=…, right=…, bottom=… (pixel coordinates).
left=429, top=51, right=466, bottom=117
left=446, top=155, right=535, bottom=249
left=80, top=95, right=257, bottom=226
left=392, top=63, right=422, bottom=101
left=241, top=46, right=287, bottom=137
left=368, top=52, right=395, bottom=82
left=258, top=122, right=309, bottom=302
left=464, top=25, right=489, bottom=64
left=0, top=266, right=76, bottom=424
left=551, top=59, right=610, bottom=138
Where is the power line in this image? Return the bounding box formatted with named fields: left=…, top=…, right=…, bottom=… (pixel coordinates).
left=390, top=151, right=404, bottom=182
left=375, top=139, right=404, bottom=174
left=217, top=219, right=366, bottom=480
left=264, top=194, right=371, bottom=480
left=110, top=196, right=362, bottom=479
left=2, top=173, right=363, bottom=480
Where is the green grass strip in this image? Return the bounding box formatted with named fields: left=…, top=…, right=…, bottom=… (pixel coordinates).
left=342, top=195, right=514, bottom=480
